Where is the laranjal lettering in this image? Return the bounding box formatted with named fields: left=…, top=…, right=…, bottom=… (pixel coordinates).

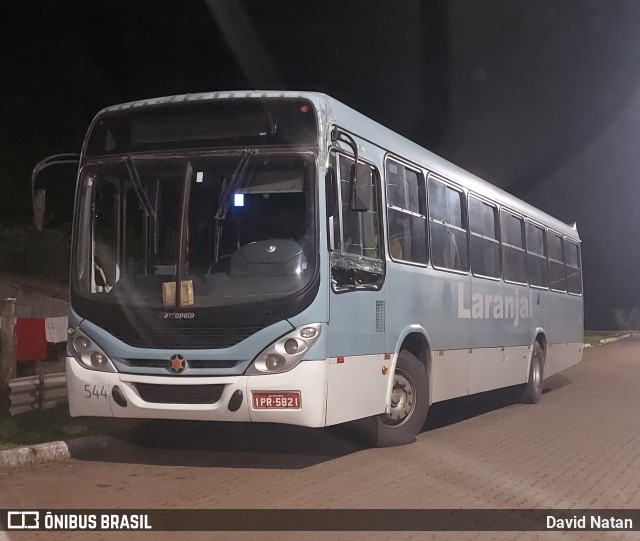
left=457, top=283, right=532, bottom=327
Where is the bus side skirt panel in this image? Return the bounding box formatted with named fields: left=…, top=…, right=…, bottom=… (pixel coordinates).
left=325, top=354, right=391, bottom=426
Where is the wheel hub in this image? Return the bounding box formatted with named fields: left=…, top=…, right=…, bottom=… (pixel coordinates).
left=380, top=369, right=416, bottom=427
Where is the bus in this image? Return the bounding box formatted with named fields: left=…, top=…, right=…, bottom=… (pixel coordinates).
left=65, top=91, right=583, bottom=447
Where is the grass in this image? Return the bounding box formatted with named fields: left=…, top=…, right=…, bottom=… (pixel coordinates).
left=0, top=398, right=137, bottom=451
left=583, top=330, right=630, bottom=347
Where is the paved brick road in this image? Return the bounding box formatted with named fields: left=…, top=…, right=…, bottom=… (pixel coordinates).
left=2, top=338, right=640, bottom=541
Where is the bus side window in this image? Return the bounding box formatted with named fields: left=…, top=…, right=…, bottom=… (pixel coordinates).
left=566, top=240, right=582, bottom=294
left=526, top=222, right=548, bottom=288
left=469, top=196, right=500, bottom=278
left=548, top=232, right=567, bottom=292
left=386, top=158, right=427, bottom=264
left=428, top=177, right=468, bottom=272
left=500, top=211, right=527, bottom=284
left=336, top=154, right=381, bottom=260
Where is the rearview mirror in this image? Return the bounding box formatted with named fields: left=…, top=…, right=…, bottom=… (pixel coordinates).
left=325, top=167, right=336, bottom=217
left=31, top=153, right=79, bottom=230
left=349, top=163, right=372, bottom=212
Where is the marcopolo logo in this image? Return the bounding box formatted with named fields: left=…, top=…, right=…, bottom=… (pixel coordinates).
left=159, top=312, right=195, bottom=319
left=457, top=283, right=532, bottom=327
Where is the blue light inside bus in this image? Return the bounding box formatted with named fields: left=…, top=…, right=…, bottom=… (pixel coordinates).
left=233, top=193, right=244, bottom=207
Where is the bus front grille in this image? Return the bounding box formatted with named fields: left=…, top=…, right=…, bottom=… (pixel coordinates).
left=133, top=383, right=225, bottom=404
left=102, top=325, right=263, bottom=349
left=123, top=359, right=240, bottom=370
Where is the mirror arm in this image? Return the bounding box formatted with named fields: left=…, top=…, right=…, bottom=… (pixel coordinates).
left=331, top=127, right=358, bottom=167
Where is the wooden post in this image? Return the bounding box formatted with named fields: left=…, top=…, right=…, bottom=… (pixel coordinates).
left=1, top=298, right=17, bottom=390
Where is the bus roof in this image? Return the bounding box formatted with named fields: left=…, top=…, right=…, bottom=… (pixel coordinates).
left=97, top=90, right=579, bottom=241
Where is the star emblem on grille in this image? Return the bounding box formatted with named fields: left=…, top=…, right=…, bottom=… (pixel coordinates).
left=169, top=354, right=186, bottom=374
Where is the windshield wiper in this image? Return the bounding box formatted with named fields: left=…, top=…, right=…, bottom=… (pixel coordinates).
left=214, top=149, right=254, bottom=221
left=213, top=149, right=253, bottom=262
left=124, top=155, right=156, bottom=218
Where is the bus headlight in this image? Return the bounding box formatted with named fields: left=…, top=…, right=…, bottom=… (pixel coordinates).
left=73, top=336, right=91, bottom=353
left=284, top=339, right=299, bottom=354
left=90, top=352, right=108, bottom=368
left=246, top=323, right=322, bottom=375
left=265, top=354, right=286, bottom=371
left=68, top=329, right=116, bottom=373
left=299, top=327, right=317, bottom=339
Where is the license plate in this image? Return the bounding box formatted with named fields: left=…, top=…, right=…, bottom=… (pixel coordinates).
left=252, top=391, right=301, bottom=409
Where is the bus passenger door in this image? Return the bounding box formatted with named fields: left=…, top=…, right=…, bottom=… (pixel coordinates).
left=324, top=149, right=389, bottom=425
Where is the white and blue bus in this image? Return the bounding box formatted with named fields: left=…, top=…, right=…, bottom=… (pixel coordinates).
left=66, top=91, right=583, bottom=446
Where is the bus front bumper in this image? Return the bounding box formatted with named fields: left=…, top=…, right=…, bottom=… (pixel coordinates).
left=66, top=357, right=328, bottom=428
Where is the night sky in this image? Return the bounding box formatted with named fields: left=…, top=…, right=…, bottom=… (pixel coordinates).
left=2, top=0, right=640, bottom=329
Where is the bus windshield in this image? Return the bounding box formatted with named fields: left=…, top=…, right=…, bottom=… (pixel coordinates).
left=73, top=152, right=316, bottom=309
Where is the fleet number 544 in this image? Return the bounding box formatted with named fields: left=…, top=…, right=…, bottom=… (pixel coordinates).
left=84, top=385, right=109, bottom=399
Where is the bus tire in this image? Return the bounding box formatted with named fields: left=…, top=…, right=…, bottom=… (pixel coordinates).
left=521, top=341, right=544, bottom=404
left=374, top=349, right=429, bottom=447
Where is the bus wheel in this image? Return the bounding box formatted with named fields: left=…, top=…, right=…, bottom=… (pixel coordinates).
left=375, top=350, right=429, bottom=447
left=521, top=341, right=544, bottom=404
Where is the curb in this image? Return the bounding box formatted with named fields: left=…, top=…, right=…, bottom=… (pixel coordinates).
left=599, top=333, right=632, bottom=345
left=584, top=332, right=638, bottom=348
left=0, top=435, right=115, bottom=470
